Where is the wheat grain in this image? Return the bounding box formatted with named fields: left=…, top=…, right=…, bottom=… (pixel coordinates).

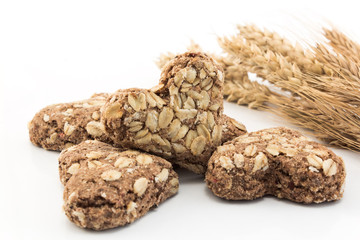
left=237, top=25, right=330, bottom=76
left=323, top=28, right=360, bottom=63
left=315, top=43, right=360, bottom=80
left=219, top=34, right=305, bottom=89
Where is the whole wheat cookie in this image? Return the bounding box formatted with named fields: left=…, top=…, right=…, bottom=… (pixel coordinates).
left=206, top=127, right=346, bottom=203
left=60, top=140, right=179, bottom=230
left=102, top=52, right=247, bottom=174
left=28, top=93, right=112, bottom=151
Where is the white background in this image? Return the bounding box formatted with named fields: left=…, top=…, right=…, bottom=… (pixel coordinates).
left=1, top=0, right=360, bottom=239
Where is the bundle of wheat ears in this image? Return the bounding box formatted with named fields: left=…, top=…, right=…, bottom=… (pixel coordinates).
left=157, top=25, right=360, bottom=151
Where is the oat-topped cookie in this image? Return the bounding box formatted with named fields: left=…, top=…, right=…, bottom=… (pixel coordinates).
left=29, top=93, right=112, bottom=151
left=60, top=140, right=178, bottom=230
left=206, top=127, right=346, bottom=203
left=102, top=52, right=247, bottom=174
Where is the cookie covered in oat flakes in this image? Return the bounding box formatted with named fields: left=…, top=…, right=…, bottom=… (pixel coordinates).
left=28, top=93, right=112, bottom=151
left=102, top=52, right=247, bottom=174
left=61, top=140, right=178, bottom=230
left=206, top=127, right=346, bottom=203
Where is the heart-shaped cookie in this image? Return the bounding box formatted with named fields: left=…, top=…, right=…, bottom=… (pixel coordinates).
left=60, top=140, right=178, bottom=230
left=206, top=127, right=346, bottom=203
left=102, top=52, right=246, bottom=174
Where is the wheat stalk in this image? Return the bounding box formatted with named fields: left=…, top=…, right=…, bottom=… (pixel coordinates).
left=219, top=25, right=360, bottom=150
left=219, top=34, right=306, bottom=89
left=236, top=25, right=332, bottom=76
left=220, top=27, right=358, bottom=101
left=315, top=43, right=360, bottom=81
left=323, top=28, right=360, bottom=63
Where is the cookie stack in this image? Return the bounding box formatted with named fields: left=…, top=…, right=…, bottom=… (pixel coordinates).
left=28, top=52, right=346, bottom=231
